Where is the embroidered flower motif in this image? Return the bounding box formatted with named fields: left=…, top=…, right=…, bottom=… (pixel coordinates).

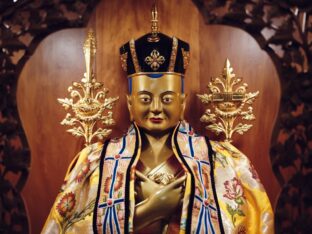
left=223, top=177, right=245, bottom=227
left=202, top=171, right=210, bottom=190
left=56, top=192, right=76, bottom=217
left=118, top=210, right=124, bottom=220
left=196, top=168, right=210, bottom=189
left=75, top=159, right=90, bottom=183
left=104, top=172, right=124, bottom=193
left=60, top=180, right=67, bottom=192
left=237, top=225, right=247, bottom=234
left=144, top=49, right=165, bottom=71
left=249, top=164, right=259, bottom=180
left=224, top=177, right=244, bottom=201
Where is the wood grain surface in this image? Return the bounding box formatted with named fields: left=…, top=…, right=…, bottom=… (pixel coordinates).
left=17, top=0, right=280, bottom=233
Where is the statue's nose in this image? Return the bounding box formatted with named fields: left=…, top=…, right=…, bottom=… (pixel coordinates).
left=150, top=97, right=162, bottom=114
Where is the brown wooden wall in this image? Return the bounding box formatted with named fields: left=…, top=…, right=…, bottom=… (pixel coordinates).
left=17, top=0, right=281, bottom=233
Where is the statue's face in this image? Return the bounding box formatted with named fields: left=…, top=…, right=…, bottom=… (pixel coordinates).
left=127, top=74, right=185, bottom=134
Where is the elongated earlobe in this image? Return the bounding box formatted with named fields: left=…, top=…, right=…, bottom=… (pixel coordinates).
left=126, top=95, right=134, bottom=121
left=180, top=94, right=186, bottom=121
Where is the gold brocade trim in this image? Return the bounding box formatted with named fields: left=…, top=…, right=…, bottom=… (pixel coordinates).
left=168, top=37, right=178, bottom=72
left=120, top=52, right=128, bottom=72
left=181, top=48, right=190, bottom=70
left=144, top=49, right=165, bottom=71
left=129, top=39, right=140, bottom=73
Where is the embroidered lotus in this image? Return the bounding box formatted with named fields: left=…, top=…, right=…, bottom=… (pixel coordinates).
left=56, top=192, right=76, bottom=217
left=224, top=177, right=244, bottom=202
left=193, top=165, right=210, bottom=191
left=75, top=159, right=90, bottom=182
left=104, top=172, right=124, bottom=193
left=237, top=225, right=247, bottom=234
left=223, top=177, right=245, bottom=227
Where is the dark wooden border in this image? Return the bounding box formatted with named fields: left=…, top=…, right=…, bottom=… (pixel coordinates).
left=0, top=1, right=99, bottom=233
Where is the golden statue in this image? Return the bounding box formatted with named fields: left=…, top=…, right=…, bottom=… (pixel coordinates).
left=42, top=3, right=274, bottom=234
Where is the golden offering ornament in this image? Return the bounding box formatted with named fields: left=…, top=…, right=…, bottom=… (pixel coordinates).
left=58, top=30, right=119, bottom=146
left=197, top=59, right=259, bottom=142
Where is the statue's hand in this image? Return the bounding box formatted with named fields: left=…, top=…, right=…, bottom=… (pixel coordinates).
left=134, top=174, right=186, bottom=230
left=135, top=171, right=163, bottom=202
left=145, top=175, right=186, bottom=220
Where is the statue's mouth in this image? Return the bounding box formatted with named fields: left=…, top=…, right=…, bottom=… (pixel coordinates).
left=149, top=117, right=163, bottom=123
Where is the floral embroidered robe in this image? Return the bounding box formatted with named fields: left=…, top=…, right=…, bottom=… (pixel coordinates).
left=42, top=121, right=274, bottom=234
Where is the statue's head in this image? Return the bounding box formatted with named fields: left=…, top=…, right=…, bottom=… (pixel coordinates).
left=120, top=6, right=190, bottom=134
left=126, top=73, right=185, bottom=134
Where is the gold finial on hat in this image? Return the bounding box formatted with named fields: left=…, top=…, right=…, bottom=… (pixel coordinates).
left=148, top=0, right=160, bottom=42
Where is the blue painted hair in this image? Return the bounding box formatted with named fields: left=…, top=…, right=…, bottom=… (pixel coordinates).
left=128, top=74, right=184, bottom=94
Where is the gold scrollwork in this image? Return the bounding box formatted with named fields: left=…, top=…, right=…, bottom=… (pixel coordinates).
left=197, top=59, right=259, bottom=142
left=120, top=52, right=128, bottom=72
left=58, top=29, right=119, bottom=146
left=168, top=37, right=178, bottom=72
left=130, top=39, right=141, bottom=73
left=181, top=48, right=190, bottom=70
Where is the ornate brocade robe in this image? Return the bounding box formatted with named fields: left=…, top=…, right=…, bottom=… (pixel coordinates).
left=42, top=122, right=274, bottom=234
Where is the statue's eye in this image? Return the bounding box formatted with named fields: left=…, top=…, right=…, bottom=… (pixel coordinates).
left=139, top=95, right=151, bottom=103
left=162, top=95, right=173, bottom=104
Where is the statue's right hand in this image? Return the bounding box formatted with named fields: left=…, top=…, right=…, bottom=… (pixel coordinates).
left=146, top=175, right=186, bottom=220
left=135, top=170, right=163, bottom=201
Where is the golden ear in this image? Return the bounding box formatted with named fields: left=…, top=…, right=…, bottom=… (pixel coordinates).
left=126, top=95, right=134, bottom=121
left=180, top=93, right=187, bottom=121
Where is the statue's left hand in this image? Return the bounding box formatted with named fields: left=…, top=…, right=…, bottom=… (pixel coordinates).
left=135, top=170, right=163, bottom=202
left=133, top=174, right=186, bottom=231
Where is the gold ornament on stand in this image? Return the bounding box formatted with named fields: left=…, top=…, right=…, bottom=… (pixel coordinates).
left=197, top=59, right=259, bottom=142
left=58, top=30, right=119, bottom=146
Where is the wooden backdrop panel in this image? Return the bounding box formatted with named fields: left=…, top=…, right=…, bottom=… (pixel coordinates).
left=17, top=0, right=280, bottom=233
left=197, top=24, right=281, bottom=205
left=18, top=29, right=86, bottom=234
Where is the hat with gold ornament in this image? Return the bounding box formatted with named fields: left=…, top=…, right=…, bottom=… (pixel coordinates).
left=119, top=2, right=190, bottom=77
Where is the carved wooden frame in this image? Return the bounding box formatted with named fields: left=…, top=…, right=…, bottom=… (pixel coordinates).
left=0, top=1, right=99, bottom=233
left=192, top=1, right=312, bottom=233
left=1, top=0, right=311, bottom=233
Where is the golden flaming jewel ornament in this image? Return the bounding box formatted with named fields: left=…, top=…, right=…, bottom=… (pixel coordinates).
left=197, top=59, right=259, bottom=142
left=58, top=30, right=119, bottom=146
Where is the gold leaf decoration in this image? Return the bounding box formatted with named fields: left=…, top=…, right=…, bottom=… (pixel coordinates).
left=58, top=29, right=119, bottom=146
left=197, top=59, right=259, bottom=142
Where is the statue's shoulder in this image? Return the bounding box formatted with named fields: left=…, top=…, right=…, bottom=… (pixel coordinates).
left=210, top=141, right=245, bottom=157
left=105, top=125, right=137, bottom=156
left=177, top=121, right=206, bottom=140
left=209, top=140, right=252, bottom=171
left=64, top=142, right=104, bottom=179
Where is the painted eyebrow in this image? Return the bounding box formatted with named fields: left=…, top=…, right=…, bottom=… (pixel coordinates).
left=137, top=90, right=153, bottom=96
left=136, top=90, right=177, bottom=96
left=161, top=91, right=177, bottom=96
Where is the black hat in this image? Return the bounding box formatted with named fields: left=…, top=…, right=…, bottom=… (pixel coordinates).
left=119, top=4, right=190, bottom=76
